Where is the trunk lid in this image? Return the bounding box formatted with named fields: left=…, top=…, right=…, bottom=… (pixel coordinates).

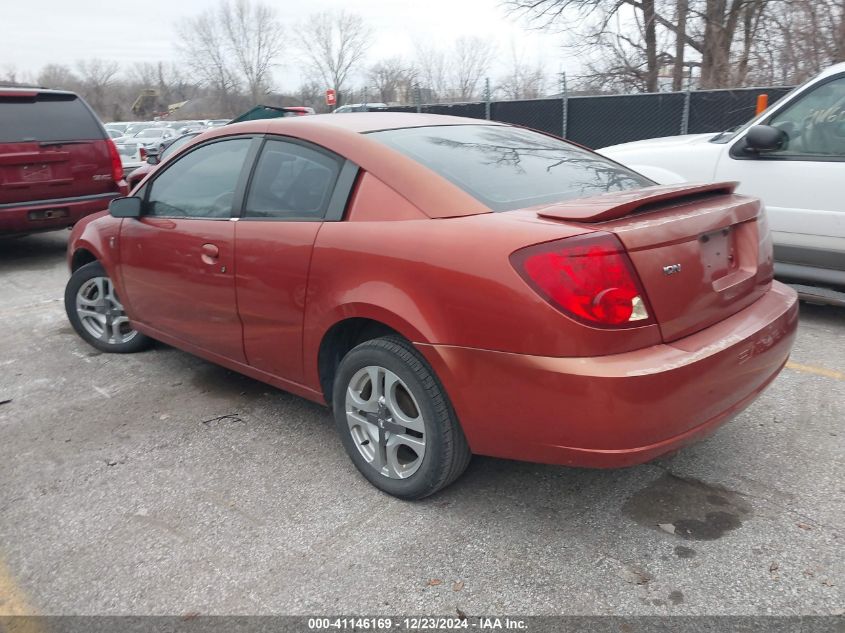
left=534, top=183, right=774, bottom=342
left=0, top=90, right=116, bottom=205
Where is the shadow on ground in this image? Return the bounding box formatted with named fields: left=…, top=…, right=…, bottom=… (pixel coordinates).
left=0, top=232, right=68, bottom=272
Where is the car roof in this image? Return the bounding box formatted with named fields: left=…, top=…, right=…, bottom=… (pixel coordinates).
left=0, top=87, right=78, bottom=97
left=263, top=112, right=505, bottom=134
left=818, top=61, right=845, bottom=79
left=202, top=113, right=502, bottom=219
left=169, top=113, right=513, bottom=219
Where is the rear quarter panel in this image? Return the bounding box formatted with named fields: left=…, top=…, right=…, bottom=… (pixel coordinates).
left=302, top=207, right=664, bottom=391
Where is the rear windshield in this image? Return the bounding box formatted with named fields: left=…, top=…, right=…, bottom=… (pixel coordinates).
left=0, top=93, right=103, bottom=143
left=368, top=125, right=653, bottom=211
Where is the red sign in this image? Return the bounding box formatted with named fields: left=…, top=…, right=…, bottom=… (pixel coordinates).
left=325, top=89, right=336, bottom=106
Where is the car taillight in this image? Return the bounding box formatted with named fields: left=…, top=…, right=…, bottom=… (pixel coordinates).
left=106, top=138, right=124, bottom=183
left=510, top=232, right=653, bottom=328
left=139, top=146, right=147, bottom=160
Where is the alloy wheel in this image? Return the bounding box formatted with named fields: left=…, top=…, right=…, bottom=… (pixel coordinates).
left=345, top=365, right=427, bottom=479
left=75, top=276, right=138, bottom=346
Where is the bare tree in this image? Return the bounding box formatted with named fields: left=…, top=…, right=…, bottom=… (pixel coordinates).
left=219, top=0, right=284, bottom=103
left=505, top=0, right=778, bottom=89
left=746, top=0, right=842, bottom=85
left=127, top=62, right=158, bottom=88
left=0, top=64, right=22, bottom=85
left=76, top=59, right=120, bottom=115
left=295, top=80, right=330, bottom=112
left=178, top=11, right=240, bottom=113
left=641, top=0, right=658, bottom=91
left=452, top=37, right=497, bottom=100
left=37, top=64, right=78, bottom=90
left=414, top=42, right=450, bottom=100
left=368, top=57, right=415, bottom=103
left=498, top=44, right=546, bottom=99
left=414, top=38, right=495, bottom=102
left=836, top=1, right=845, bottom=63
left=672, top=0, right=688, bottom=90
left=294, top=10, right=372, bottom=100
left=127, top=62, right=192, bottom=109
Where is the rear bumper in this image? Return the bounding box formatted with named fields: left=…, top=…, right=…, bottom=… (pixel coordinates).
left=417, top=281, right=798, bottom=468
left=0, top=192, right=123, bottom=235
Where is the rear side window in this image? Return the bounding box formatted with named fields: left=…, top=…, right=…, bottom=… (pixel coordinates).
left=368, top=125, right=653, bottom=212
left=0, top=93, right=103, bottom=143
left=244, top=139, right=341, bottom=220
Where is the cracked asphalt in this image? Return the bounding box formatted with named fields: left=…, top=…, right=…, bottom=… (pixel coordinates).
left=0, top=231, right=843, bottom=616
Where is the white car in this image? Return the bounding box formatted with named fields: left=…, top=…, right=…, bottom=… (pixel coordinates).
left=600, top=63, right=845, bottom=305
left=113, top=138, right=147, bottom=177
left=333, top=102, right=388, bottom=113
left=130, top=127, right=179, bottom=151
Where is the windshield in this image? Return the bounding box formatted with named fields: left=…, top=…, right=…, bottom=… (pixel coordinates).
left=137, top=129, right=166, bottom=138
left=368, top=125, right=653, bottom=212
left=709, top=84, right=801, bottom=144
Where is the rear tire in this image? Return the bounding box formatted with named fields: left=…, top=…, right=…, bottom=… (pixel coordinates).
left=332, top=336, right=471, bottom=499
left=64, top=261, right=151, bottom=354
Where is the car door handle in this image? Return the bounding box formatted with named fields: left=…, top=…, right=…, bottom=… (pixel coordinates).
left=201, top=243, right=220, bottom=265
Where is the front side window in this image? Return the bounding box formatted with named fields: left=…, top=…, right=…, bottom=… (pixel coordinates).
left=160, top=133, right=197, bottom=160
left=768, top=76, right=845, bottom=157
left=244, top=139, right=341, bottom=220
left=368, top=125, right=652, bottom=212
left=146, top=138, right=251, bottom=218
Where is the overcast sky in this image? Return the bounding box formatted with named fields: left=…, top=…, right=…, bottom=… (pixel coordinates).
left=1, top=0, right=573, bottom=91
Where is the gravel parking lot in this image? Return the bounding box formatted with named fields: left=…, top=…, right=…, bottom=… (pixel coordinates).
left=1, top=231, right=843, bottom=617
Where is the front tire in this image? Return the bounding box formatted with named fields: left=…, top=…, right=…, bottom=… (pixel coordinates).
left=64, top=261, right=151, bottom=353
left=332, top=336, right=471, bottom=499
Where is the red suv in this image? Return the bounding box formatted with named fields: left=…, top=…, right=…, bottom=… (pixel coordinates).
left=0, top=88, right=128, bottom=236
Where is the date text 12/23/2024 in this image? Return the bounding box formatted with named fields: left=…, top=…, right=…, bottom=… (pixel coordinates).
left=307, top=617, right=528, bottom=630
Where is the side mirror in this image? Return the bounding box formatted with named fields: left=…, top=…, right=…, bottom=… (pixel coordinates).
left=145, top=146, right=160, bottom=165
left=109, top=196, right=142, bottom=218
left=745, top=125, right=787, bottom=152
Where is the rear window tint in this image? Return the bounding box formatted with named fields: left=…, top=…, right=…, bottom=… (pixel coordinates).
left=0, top=93, right=103, bottom=143
left=368, top=125, right=653, bottom=212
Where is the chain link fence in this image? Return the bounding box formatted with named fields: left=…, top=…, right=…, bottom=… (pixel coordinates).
left=379, top=83, right=795, bottom=149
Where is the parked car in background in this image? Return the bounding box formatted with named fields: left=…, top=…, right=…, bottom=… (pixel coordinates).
left=283, top=106, right=315, bottom=116
left=600, top=62, right=845, bottom=305
left=124, top=122, right=157, bottom=137
left=0, top=87, right=127, bottom=236
left=333, top=102, right=388, bottom=113
left=177, top=122, right=205, bottom=135
left=104, top=122, right=129, bottom=136
left=114, top=138, right=147, bottom=177
left=106, top=129, right=123, bottom=140
left=229, top=105, right=316, bottom=123
left=65, top=113, right=796, bottom=499
left=127, top=107, right=316, bottom=187
left=130, top=127, right=179, bottom=152
left=127, top=131, right=201, bottom=188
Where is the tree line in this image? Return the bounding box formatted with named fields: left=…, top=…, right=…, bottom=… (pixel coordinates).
left=1, top=0, right=841, bottom=121
left=506, top=0, right=845, bottom=92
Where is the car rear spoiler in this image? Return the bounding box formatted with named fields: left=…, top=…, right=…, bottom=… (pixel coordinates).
left=534, top=181, right=739, bottom=223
